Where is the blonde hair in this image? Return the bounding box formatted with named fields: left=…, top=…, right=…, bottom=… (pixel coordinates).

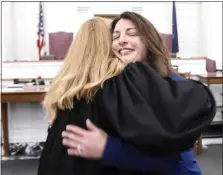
left=43, top=17, right=125, bottom=123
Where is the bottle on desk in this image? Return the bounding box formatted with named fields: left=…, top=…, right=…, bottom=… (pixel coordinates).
left=36, top=76, right=41, bottom=86
left=36, top=76, right=45, bottom=85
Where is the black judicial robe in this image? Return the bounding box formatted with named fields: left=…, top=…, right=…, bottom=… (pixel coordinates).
left=38, top=62, right=216, bottom=175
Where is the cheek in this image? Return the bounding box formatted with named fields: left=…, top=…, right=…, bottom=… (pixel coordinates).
left=137, top=42, right=147, bottom=58
left=111, top=42, right=119, bottom=54
left=141, top=45, right=148, bottom=58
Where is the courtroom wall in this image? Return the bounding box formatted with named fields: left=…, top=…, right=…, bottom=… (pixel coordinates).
left=3, top=1, right=222, bottom=68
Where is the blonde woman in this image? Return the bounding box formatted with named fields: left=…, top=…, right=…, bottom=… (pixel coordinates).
left=38, top=17, right=215, bottom=175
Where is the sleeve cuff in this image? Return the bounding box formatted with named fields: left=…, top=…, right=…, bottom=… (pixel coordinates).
left=101, top=136, right=123, bottom=166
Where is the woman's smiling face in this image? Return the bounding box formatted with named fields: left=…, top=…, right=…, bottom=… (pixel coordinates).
left=112, top=18, right=148, bottom=64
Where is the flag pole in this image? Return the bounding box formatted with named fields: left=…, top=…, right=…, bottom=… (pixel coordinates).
left=172, top=1, right=179, bottom=58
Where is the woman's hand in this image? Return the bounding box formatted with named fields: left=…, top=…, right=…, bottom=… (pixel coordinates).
left=62, top=119, right=108, bottom=160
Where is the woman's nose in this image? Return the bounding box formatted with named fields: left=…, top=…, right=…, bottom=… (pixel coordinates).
left=118, top=35, right=128, bottom=46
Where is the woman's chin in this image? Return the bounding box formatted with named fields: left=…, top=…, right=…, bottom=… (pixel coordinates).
left=119, top=57, right=135, bottom=64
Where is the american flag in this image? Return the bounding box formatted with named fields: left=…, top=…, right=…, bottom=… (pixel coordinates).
left=37, top=2, right=46, bottom=60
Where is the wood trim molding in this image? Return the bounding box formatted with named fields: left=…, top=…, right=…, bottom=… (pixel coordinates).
left=3, top=59, right=64, bottom=63
left=94, top=14, right=119, bottom=19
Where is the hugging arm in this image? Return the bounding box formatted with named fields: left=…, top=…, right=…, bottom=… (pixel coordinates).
left=101, top=136, right=180, bottom=172
left=96, top=62, right=216, bottom=154
left=99, top=73, right=199, bottom=173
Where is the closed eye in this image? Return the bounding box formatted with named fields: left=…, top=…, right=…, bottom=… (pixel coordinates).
left=112, top=31, right=120, bottom=40
left=112, top=35, right=119, bottom=40
left=126, top=28, right=138, bottom=36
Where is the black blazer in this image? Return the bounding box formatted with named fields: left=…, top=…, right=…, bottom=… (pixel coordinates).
left=38, top=62, right=216, bottom=175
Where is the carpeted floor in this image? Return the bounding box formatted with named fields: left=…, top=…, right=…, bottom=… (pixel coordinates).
left=1, top=145, right=222, bottom=175
left=195, top=145, right=222, bottom=175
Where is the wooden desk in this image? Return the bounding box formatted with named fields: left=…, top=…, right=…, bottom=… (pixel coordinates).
left=198, top=73, right=223, bottom=85
left=1, top=86, right=46, bottom=156
left=196, top=73, right=223, bottom=155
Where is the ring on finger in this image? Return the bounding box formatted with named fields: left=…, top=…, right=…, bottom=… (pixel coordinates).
left=77, top=144, right=82, bottom=154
